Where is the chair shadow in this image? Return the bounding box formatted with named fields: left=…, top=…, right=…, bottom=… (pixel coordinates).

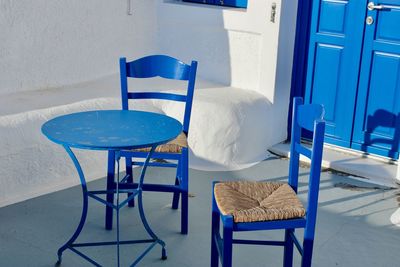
left=361, top=109, right=400, bottom=159
left=258, top=164, right=395, bottom=216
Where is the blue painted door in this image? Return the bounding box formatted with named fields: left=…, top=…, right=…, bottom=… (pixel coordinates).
left=351, top=0, right=400, bottom=158
left=305, top=0, right=400, bottom=159
left=305, top=0, right=367, bottom=147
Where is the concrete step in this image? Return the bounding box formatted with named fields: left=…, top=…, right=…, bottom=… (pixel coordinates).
left=269, top=142, right=399, bottom=188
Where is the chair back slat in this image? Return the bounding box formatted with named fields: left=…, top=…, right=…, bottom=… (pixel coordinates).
left=296, top=104, right=324, bottom=131
left=127, top=92, right=187, bottom=102
left=119, top=55, right=197, bottom=135
left=294, top=143, right=312, bottom=159
left=126, top=55, right=191, bottom=80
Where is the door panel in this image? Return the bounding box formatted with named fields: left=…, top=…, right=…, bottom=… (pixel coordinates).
left=352, top=1, right=400, bottom=158
left=318, top=0, right=348, bottom=35
left=305, top=0, right=366, bottom=147
left=376, top=8, right=400, bottom=42
left=312, top=44, right=344, bottom=128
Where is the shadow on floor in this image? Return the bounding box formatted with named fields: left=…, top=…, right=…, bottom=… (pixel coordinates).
left=0, top=157, right=399, bottom=266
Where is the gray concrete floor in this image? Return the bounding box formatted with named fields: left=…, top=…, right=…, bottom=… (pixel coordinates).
left=1, top=156, right=400, bottom=267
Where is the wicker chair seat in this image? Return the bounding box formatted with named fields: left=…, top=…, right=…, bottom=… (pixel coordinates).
left=214, top=181, right=306, bottom=223
left=133, top=132, right=187, bottom=153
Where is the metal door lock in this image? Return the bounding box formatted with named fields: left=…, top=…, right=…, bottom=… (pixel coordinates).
left=366, top=16, right=374, bottom=25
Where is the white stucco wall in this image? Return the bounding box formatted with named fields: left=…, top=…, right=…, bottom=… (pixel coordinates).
left=157, top=0, right=298, bottom=148
left=397, top=162, right=400, bottom=181
left=0, top=0, right=158, bottom=95
left=0, top=0, right=301, bottom=207
left=0, top=0, right=298, bottom=129
left=157, top=0, right=298, bottom=103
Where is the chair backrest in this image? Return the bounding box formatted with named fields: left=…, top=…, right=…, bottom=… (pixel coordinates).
left=120, top=55, right=198, bottom=134
left=288, top=97, right=325, bottom=236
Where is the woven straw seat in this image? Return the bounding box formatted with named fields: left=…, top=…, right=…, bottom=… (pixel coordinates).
left=214, top=181, right=306, bottom=223
left=133, top=132, right=187, bottom=153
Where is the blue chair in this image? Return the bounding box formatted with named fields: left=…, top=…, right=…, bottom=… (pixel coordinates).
left=105, top=55, right=197, bottom=234
left=210, top=97, right=325, bottom=267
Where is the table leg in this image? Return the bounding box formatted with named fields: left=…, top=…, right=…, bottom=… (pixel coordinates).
left=56, top=146, right=90, bottom=265
left=56, top=145, right=167, bottom=266
left=105, top=150, right=116, bottom=230
left=115, top=151, right=121, bottom=266
left=137, top=146, right=167, bottom=260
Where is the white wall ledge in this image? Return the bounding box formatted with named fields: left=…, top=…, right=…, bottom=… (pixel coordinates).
left=0, top=74, right=221, bottom=117
left=0, top=76, right=280, bottom=207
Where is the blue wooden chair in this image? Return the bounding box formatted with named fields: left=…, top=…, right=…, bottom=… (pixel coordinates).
left=210, top=97, right=325, bottom=267
left=105, top=55, right=197, bottom=234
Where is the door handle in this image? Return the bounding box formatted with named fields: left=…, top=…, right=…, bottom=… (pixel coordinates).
left=367, top=2, right=388, bottom=11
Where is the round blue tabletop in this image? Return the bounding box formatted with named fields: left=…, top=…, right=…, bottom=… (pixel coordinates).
left=41, top=110, right=182, bottom=150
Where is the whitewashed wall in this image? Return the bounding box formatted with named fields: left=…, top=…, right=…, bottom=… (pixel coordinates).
left=0, top=0, right=158, bottom=95
left=157, top=0, right=298, bottom=103
left=157, top=0, right=298, bottom=149
left=0, top=0, right=298, bottom=119
left=0, top=0, right=301, bottom=207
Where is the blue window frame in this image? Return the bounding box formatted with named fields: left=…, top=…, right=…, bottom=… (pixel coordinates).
left=182, top=0, right=248, bottom=8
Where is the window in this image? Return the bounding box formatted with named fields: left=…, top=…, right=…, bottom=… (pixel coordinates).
left=182, top=0, right=248, bottom=8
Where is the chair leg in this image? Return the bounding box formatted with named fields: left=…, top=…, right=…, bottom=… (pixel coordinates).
left=125, top=157, right=135, bottom=207
left=171, top=176, right=180, bottom=210
left=171, top=156, right=182, bottom=210
left=180, top=191, right=188, bottom=235
left=222, top=216, right=233, bottom=267
left=283, top=229, right=294, bottom=267
left=180, top=150, right=189, bottom=234
left=211, top=185, right=221, bottom=267
left=105, top=151, right=115, bottom=230
left=301, top=238, right=314, bottom=267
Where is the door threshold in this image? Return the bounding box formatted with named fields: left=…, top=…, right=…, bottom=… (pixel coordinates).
left=269, top=142, right=399, bottom=188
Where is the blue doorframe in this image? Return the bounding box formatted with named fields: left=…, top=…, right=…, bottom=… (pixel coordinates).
left=288, top=0, right=314, bottom=139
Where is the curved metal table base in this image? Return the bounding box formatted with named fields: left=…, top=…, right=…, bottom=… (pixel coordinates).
left=56, top=145, right=166, bottom=266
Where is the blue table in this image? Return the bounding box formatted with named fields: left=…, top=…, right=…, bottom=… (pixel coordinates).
left=42, top=110, right=182, bottom=266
